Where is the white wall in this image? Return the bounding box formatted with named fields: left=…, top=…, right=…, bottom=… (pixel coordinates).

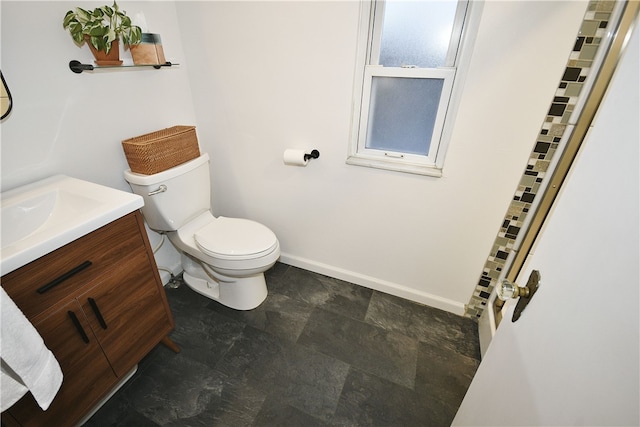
left=175, top=1, right=588, bottom=313
left=1, top=1, right=589, bottom=313
left=1, top=1, right=196, bottom=192
left=1, top=1, right=196, bottom=278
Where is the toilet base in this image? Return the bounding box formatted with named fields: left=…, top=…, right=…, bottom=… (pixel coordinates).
left=181, top=254, right=268, bottom=310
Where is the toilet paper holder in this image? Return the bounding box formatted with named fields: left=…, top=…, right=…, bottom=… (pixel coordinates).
left=304, top=150, right=320, bottom=161
left=283, top=148, right=320, bottom=166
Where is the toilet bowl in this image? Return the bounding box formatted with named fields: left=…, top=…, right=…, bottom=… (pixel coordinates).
left=124, top=153, right=280, bottom=310
left=169, top=211, right=280, bottom=310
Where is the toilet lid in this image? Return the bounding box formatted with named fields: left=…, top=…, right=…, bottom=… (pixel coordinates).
left=194, top=217, right=278, bottom=260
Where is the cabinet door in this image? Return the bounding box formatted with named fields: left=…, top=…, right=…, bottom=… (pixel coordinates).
left=80, top=249, right=174, bottom=377
left=7, top=300, right=118, bottom=427
left=1, top=214, right=144, bottom=320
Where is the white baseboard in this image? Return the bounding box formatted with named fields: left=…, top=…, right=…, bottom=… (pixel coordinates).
left=278, top=252, right=466, bottom=316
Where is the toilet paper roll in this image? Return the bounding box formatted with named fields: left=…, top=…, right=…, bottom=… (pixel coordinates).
left=283, top=149, right=309, bottom=166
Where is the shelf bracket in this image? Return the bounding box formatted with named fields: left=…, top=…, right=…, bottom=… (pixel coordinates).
left=69, top=60, right=94, bottom=74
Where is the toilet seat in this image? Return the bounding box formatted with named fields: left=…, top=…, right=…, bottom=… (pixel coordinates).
left=194, top=217, right=278, bottom=260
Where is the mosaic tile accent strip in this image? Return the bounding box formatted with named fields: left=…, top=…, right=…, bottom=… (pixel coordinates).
left=465, top=0, right=617, bottom=318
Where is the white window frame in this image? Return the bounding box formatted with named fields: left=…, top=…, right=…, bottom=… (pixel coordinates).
left=347, top=0, right=475, bottom=177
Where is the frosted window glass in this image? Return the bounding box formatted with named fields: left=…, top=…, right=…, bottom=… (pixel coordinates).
left=379, top=1, right=458, bottom=68
left=366, top=76, right=444, bottom=155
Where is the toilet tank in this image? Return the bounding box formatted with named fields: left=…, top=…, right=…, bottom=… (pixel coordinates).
left=124, top=153, right=211, bottom=231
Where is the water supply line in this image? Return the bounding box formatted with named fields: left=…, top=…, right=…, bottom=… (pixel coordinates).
left=152, top=233, right=181, bottom=288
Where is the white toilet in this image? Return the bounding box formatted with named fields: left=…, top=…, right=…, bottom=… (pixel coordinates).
left=124, top=153, right=280, bottom=310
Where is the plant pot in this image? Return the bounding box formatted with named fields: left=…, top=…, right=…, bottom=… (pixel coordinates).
left=85, top=36, right=123, bottom=66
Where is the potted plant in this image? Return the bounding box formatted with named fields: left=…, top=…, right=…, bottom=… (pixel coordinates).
left=63, top=1, right=142, bottom=65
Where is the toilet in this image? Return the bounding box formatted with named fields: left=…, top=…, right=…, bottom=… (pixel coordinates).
left=124, top=153, right=280, bottom=310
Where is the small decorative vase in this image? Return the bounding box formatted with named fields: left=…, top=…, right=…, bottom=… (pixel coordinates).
left=85, top=36, right=123, bottom=66
left=130, top=33, right=166, bottom=65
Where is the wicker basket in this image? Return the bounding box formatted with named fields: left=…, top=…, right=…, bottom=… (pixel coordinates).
left=122, top=125, right=200, bottom=175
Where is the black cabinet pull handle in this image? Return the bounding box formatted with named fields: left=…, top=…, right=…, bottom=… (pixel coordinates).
left=67, top=311, right=90, bottom=344
left=88, top=297, right=108, bottom=329
left=37, top=261, right=92, bottom=294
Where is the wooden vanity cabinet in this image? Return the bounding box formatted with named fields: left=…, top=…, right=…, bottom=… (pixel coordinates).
left=1, top=211, right=177, bottom=427
left=6, top=299, right=119, bottom=425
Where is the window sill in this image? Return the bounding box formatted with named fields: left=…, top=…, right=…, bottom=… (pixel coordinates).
left=346, top=155, right=443, bottom=177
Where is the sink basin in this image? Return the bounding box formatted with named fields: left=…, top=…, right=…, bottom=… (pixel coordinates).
left=1, top=175, right=143, bottom=275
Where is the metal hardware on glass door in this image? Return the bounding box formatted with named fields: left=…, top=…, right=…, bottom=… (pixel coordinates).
left=497, top=270, right=541, bottom=322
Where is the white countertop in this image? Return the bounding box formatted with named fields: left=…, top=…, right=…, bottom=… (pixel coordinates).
left=1, top=175, right=143, bottom=276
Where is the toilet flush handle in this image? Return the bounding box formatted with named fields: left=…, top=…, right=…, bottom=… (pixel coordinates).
left=148, top=184, right=167, bottom=196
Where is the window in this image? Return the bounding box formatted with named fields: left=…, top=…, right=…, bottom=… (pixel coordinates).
left=348, top=0, right=472, bottom=176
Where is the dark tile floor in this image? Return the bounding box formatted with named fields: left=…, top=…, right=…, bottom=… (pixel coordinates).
left=84, top=263, right=480, bottom=426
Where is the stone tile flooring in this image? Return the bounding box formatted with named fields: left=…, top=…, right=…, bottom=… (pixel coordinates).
left=85, top=263, right=480, bottom=426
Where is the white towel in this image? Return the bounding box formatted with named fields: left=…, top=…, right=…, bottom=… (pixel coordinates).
left=0, top=286, right=63, bottom=411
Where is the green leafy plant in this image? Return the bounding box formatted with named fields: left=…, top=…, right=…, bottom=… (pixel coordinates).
left=63, top=1, right=142, bottom=54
